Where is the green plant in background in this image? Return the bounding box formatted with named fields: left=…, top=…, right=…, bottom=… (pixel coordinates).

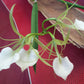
left=58, top=0, right=84, bottom=9
left=0, top=0, right=84, bottom=80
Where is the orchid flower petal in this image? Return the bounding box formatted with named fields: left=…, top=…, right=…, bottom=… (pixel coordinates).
left=0, top=47, right=14, bottom=59
left=16, top=48, right=39, bottom=71
left=74, top=19, right=84, bottom=30
left=53, top=57, right=74, bottom=80
left=0, top=47, right=20, bottom=71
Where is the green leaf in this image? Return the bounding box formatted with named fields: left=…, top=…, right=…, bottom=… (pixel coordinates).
left=33, top=64, right=36, bottom=73
left=31, top=2, right=38, bottom=72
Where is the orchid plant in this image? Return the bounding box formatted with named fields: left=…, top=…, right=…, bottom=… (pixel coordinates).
left=0, top=0, right=84, bottom=80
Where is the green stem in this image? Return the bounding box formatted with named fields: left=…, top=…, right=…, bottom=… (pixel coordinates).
left=58, top=0, right=84, bottom=9
left=25, top=32, right=48, bottom=38
left=42, top=18, right=56, bottom=31
left=45, top=24, right=56, bottom=31
left=48, top=32, right=61, bottom=58
left=10, top=4, right=23, bottom=37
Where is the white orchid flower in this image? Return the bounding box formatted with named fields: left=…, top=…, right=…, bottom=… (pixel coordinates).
left=16, top=48, right=39, bottom=71
left=74, top=19, right=84, bottom=30
left=53, top=56, right=74, bottom=80
left=0, top=47, right=20, bottom=71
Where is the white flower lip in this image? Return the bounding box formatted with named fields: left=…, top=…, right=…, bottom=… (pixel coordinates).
left=0, top=47, right=20, bottom=71
left=16, top=48, right=39, bottom=71
left=53, top=56, right=74, bottom=80
left=0, top=47, right=39, bottom=71
left=74, top=19, right=84, bottom=31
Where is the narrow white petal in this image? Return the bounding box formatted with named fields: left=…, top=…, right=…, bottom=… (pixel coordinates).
left=53, top=57, right=74, bottom=80
left=74, top=19, right=84, bottom=30
left=16, top=48, right=39, bottom=71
